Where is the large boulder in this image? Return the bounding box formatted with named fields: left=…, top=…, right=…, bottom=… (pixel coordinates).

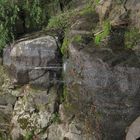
left=126, top=116, right=140, bottom=140
left=61, top=40, right=140, bottom=140
left=3, top=36, right=62, bottom=88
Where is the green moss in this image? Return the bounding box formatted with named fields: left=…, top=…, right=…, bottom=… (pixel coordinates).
left=95, top=20, right=111, bottom=45
left=61, top=85, right=80, bottom=115
left=62, top=86, right=76, bottom=113
left=61, top=35, right=83, bottom=55
left=60, top=85, right=68, bottom=102
left=125, top=28, right=140, bottom=49
left=47, top=2, right=95, bottom=31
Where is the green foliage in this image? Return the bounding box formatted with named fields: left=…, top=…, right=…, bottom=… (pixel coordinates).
left=46, top=7, right=79, bottom=31
left=0, top=0, right=48, bottom=54
left=47, top=2, right=95, bottom=31
left=61, top=38, right=69, bottom=55
left=125, top=28, right=140, bottom=49
left=0, top=25, right=10, bottom=53
left=95, top=20, right=111, bottom=45
left=22, top=0, right=47, bottom=29
left=72, top=35, right=82, bottom=43
left=95, top=0, right=100, bottom=4
left=47, top=13, right=69, bottom=30
left=61, top=35, right=82, bottom=55
left=24, top=131, right=34, bottom=140
left=52, top=113, right=61, bottom=123
left=0, top=0, right=19, bottom=52
left=60, top=85, right=68, bottom=102
left=79, top=4, right=95, bottom=15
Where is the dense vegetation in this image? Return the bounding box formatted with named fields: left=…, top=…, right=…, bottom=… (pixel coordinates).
left=0, top=0, right=49, bottom=54
left=0, top=0, right=76, bottom=55
left=0, top=0, right=139, bottom=55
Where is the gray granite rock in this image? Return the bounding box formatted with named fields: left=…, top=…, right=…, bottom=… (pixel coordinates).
left=62, top=40, right=140, bottom=140
left=3, top=36, right=62, bottom=88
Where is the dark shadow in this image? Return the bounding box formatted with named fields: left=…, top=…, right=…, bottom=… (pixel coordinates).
left=136, top=138, right=140, bottom=140
left=108, top=26, right=126, bottom=50
left=59, top=0, right=73, bottom=11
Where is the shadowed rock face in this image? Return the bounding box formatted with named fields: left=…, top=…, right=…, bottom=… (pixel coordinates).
left=61, top=40, right=140, bottom=140
left=3, top=36, right=62, bottom=88
left=126, top=117, right=140, bottom=140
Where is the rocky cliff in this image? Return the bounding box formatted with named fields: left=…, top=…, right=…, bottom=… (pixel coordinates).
left=0, top=0, right=140, bottom=140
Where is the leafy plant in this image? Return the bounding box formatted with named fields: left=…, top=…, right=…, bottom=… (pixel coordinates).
left=61, top=35, right=83, bottom=55
left=61, top=38, right=69, bottom=55
left=0, top=0, right=48, bottom=54
left=47, top=2, right=95, bottom=31
left=95, top=0, right=100, bottom=5
left=0, top=0, right=19, bottom=53
left=95, top=20, right=111, bottom=45
left=22, top=0, right=47, bottom=29
left=46, top=7, right=79, bottom=31
left=52, top=113, right=61, bottom=123
left=47, top=13, right=69, bottom=30
left=24, top=130, right=34, bottom=140
left=79, top=3, right=95, bottom=15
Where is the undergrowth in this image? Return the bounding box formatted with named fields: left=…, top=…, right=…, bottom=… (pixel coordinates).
left=47, top=3, right=95, bottom=31
left=94, top=20, right=111, bottom=45
left=0, top=0, right=48, bottom=54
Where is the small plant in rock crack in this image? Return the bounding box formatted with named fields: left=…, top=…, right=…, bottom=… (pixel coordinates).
left=94, top=20, right=111, bottom=45
left=52, top=113, right=61, bottom=123
left=24, top=130, right=34, bottom=140
left=61, top=38, right=70, bottom=55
